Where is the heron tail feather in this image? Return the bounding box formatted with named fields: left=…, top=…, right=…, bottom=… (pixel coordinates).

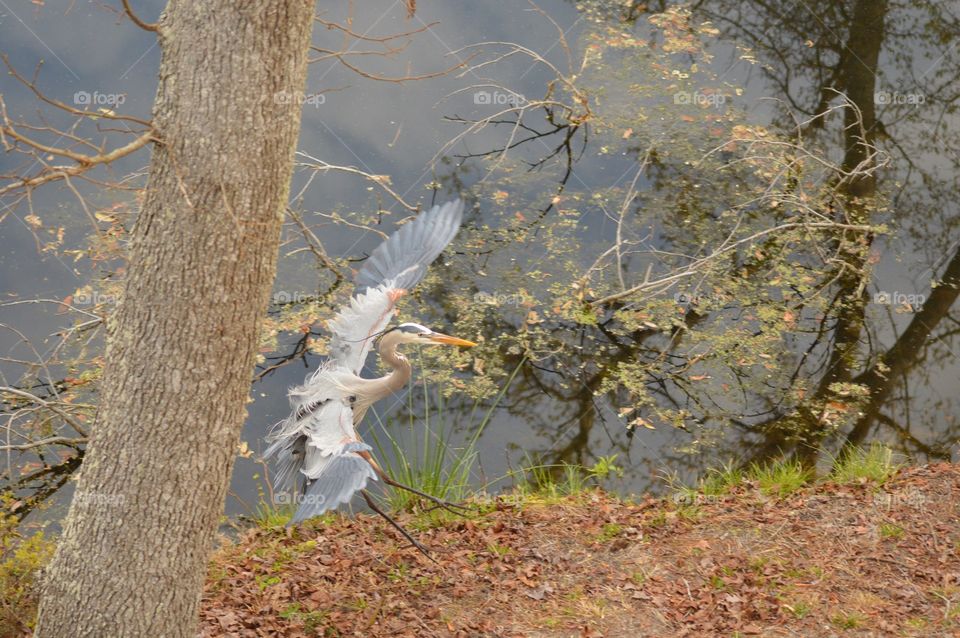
left=288, top=446, right=378, bottom=525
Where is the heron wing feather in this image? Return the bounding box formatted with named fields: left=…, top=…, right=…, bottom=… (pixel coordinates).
left=325, top=286, right=398, bottom=376
left=264, top=368, right=368, bottom=498
left=326, top=200, right=464, bottom=375
left=354, top=198, right=464, bottom=293
left=289, top=443, right=377, bottom=524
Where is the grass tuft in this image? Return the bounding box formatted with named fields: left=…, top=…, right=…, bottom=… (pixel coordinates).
left=831, top=442, right=900, bottom=485
left=700, top=461, right=744, bottom=496
left=747, top=458, right=812, bottom=497
left=830, top=611, right=866, bottom=629
left=252, top=500, right=295, bottom=529
left=879, top=523, right=904, bottom=540
left=369, top=356, right=524, bottom=512
left=513, top=454, right=623, bottom=502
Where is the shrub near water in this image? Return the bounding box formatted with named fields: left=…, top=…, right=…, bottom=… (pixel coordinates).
left=831, top=443, right=900, bottom=485
left=0, top=502, right=55, bottom=634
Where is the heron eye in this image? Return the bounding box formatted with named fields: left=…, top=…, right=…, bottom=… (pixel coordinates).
left=348, top=395, right=357, bottom=404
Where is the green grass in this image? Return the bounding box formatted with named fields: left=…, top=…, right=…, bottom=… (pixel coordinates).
left=904, top=617, right=928, bottom=630
left=249, top=485, right=338, bottom=531
left=831, top=611, right=866, bottom=629
left=596, top=523, right=623, bottom=542
left=748, top=458, right=812, bottom=497
left=368, top=356, right=524, bottom=512
left=671, top=459, right=743, bottom=504
left=700, top=461, right=744, bottom=495
left=487, top=542, right=512, bottom=558
left=279, top=603, right=330, bottom=636
left=513, top=454, right=624, bottom=501
left=784, top=601, right=812, bottom=619
left=831, top=442, right=900, bottom=485
left=669, top=444, right=903, bottom=510
left=252, top=500, right=295, bottom=529
left=0, top=502, right=55, bottom=634
left=879, top=523, right=905, bottom=539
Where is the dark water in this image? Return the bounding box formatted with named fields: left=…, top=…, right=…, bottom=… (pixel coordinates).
left=2, top=0, right=958, bottom=525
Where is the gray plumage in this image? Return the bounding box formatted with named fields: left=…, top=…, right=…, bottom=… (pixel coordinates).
left=287, top=442, right=378, bottom=524
left=264, top=199, right=469, bottom=525
left=263, top=433, right=305, bottom=496
left=355, top=199, right=464, bottom=292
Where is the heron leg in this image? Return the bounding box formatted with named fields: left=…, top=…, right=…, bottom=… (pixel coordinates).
left=359, top=451, right=472, bottom=515
left=361, top=490, right=436, bottom=563
left=382, top=474, right=472, bottom=515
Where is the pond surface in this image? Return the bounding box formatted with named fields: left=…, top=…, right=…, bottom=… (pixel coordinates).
left=1, top=0, right=958, bottom=525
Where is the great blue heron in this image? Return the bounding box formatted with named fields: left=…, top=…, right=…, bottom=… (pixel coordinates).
left=264, top=199, right=475, bottom=553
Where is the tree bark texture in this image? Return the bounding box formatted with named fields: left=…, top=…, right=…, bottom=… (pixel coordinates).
left=37, top=2, right=314, bottom=635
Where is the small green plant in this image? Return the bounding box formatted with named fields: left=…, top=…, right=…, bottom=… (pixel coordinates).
left=597, top=523, right=623, bottom=542
left=879, top=523, right=905, bottom=539
left=647, top=510, right=669, bottom=527
left=590, top=455, right=625, bottom=481
left=255, top=574, right=281, bottom=591
left=748, top=458, right=812, bottom=497
left=279, top=603, right=331, bottom=636
left=0, top=503, right=56, bottom=634
left=487, top=542, right=512, bottom=558
left=831, top=611, right=866, bottom=629
left=241, top=464, right=295, bottom=529
left=668, top=459, right=743, bottom=506
left=904, top=616, right=927, bottom=629
left=386, top=562, right=412, bottom=583
left=253, top=499, right=295, bottom=529
left=676, top=503, right=702, bottom=521
left=347, top=596, right=369, bottom=611
left=514, top=454, right=623, bottom=499
left=749, top=556, right=769, bottom=574
left=701, top=460, right=744, bottom=496
left=369, top=356, right=524, bottom=511
left=831, top=442, right=900, bottom=485
left=785, top=601, right=812, bottom=619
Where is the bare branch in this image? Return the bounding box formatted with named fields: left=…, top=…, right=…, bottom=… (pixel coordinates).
left=2, top=55, right=151, bottom=126
left=589, top=221, right=876, bottom=307
left=296, top=151, right=417, bottom=212
left=121, top=0, right=159, bottom=32
left=0, top=386, right=90, bottom=437
left=0, top=435, right=88, bottom=452
left=286, top=208, right=346, bottom=278
left=0, top=130, right=154, bottom=198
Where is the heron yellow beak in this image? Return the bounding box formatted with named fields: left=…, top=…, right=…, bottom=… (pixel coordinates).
left=427, top=332, right=477, bottom=347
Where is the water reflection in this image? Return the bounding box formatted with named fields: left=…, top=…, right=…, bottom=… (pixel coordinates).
left=2, top=0, right=958, bottom=524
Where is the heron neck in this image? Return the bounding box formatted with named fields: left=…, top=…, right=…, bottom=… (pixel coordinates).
left=373, top=333, right=412, bottom=399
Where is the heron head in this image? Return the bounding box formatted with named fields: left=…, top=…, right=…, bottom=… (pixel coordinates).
left=387, top=322, right=477, bottom=348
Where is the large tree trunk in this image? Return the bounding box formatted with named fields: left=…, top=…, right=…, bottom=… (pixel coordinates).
left=36, top=2, right=314, bottom=636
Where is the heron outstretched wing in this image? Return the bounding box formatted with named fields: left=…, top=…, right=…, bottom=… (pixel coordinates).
left=354, top=198, right=464, bottom=293
left=326, top=199, right=464, bottom=375
left=264, top=371, right=378, bottom=522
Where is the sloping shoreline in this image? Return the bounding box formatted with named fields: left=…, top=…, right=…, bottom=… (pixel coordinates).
left=201, top=463, right=960, bottom=637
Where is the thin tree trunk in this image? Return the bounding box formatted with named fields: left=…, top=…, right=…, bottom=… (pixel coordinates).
left=36, top=2, right=314, bottom=636
left=843, top=244, right=960, bottom=449
left=793, top=0, right=887, bottom=463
